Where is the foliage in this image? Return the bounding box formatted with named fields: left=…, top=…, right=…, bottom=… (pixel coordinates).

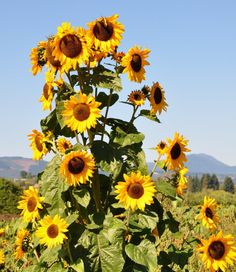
left=223, top=176, right=235, bottom=194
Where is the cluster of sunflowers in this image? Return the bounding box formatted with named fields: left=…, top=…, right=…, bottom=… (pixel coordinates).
left=1, top=13, right=235, bottom=272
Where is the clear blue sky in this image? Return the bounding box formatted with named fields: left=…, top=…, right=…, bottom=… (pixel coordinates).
left=0, top=0, right=235, bottom=165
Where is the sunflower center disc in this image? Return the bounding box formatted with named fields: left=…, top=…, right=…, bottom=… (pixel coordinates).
left=128, top=183, right=144, bottom=199
left=46, top=40, right=61, bottom=67
left=68, top=157, right=85, bottom=174
left=47, top=224, right=59, bottom=239
left=160, top=142, right=166, bottom=149
left=205, top=207, right=214, bottom=219
left=154, top=87, right=163, bottom=104
left=63, top=142, right=70, bottom=150
left=73, top=103, right=90, bottom=121
left=133, top=94, right=141, bottom=101
left=93, top=20, right=114, bottom=41
left=22, top=237, right=29, bottom=252
left=170, top=143, right=181, bottom=160
left=27, top=197, right=37, bottom=212
left=131, top=54, right=142, bottom=72
left=43, top=83, right=50, bottom=100
left=60, top=34, right=82, bottom=58
left=208, top=241, right=225, bottom=260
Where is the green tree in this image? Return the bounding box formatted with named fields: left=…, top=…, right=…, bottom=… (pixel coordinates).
left=188, top=175, right=202, bottom=192
left=208, top=174, right=219, bottom=190
left=201, top=174, right=211, bottom=190
left=223, top=176, right=235, bottom=194
left=20, top=170, right=28, bottom=178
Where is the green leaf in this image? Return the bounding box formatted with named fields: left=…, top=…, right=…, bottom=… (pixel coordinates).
left=100, top=159, right=123, bottom=179
left=72, top=188, right=91, bottom=208
left=114, top=127, right=144, bottom=147
left=39, top=246, right=60, bottom=265
left=66, top=213, right=79, bottom=225
left=125, top=240, right=157, bottom=272
left=96, top=92, right=119, bottom=109
left=155, top=180, right=176, bottom=199
left=137, top=212, right=158, bottom=231
left=47, top=262, right=68, bottom=272
left=140, top=110, right=161, bottom=123
left=91, top=140, right=118, bottom=163
left=70, top=258, right=85, bottom=272
left=168, top=245, right=192, bottom=269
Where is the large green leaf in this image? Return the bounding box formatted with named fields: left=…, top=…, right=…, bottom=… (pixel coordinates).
left=72, top=188, right=91, bottom=208
left=114, top=127, right=144, bottom=147
left=155, top=180, right=176, bottom=199
left=70, top=258, right=85, bottom=272
left=125, top=240, right=157, bottom=272
left=91, top=140, right=119, bottom=163
left=96, top=92, right=119, bottom=109
left=139, top=110, right=161, bottom=123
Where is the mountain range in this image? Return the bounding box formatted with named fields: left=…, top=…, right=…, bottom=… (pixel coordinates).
left=0, top=154, right=235, bottom=179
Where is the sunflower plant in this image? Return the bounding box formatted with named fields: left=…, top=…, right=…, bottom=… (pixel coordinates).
left=4, top=14, right=235, bottom=272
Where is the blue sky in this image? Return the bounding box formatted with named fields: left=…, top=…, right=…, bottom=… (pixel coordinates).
left=0, top=0, right=235, bottom=165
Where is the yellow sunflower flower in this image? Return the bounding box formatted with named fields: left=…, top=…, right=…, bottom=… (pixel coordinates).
left=30, top=41, right=47, bottom=75
left=156, top=141, right=168, bottom=156
left=17, top=186, right=44, bottom=222
left=45, top=37, right=62, bottom=72
left=115, top=171, right=156, bottom=211
left=28, top=129, right=49, bottom=160
left=36, top=215, right=68, bottom=248
left=0, top=250, right=4, bottom=266
left=197, top=231, right=236, bottom=272
left=121, top=46, right=150, bottom=83
left=0, top=228, right=4, bottom=237
left=62, top=93, right=101, bottom=133
left=60, top=150, right=95, bottom=186
left=52, top=22, right=90, bottom=71
left=14, top=229, right=30, bottom=260
left=150, top=82, right=168, bottom=115
left=165, top=132, right=190, bottom=170
left=176, top=167, right=188, bottom=196
left=39, top=83, right=54, bottom=111
left=196, top=196, right=220, bottom=231
left=128, top=90, right=146, bottom=106
left=87, top=14, right=124, bottom=53
left=56, top=137, right=73, bottom=154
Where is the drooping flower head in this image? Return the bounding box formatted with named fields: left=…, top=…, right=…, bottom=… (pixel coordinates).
left=36, top=215, right=68, bottom=248
left=60, top=150, right=95, bottom=186
left=150, top=82, right=168, bottom=115
left=30, top=41, right=47, bottom=75
left=45, top=37, right=62, bottom=72
left=165, top=132, right=190, bottom=170
left=17, top=186, right=44, bottom=222
left=197, top=231, right=236, bottom=272
left=87, top=14, right=124, bottom=53
left=28, top=129, right=49, bottom=160
left=14, top=229, right=30, bottom=260
left=121, top=46, right=150, bottom=83
left=176, top=167, right=188, bottom=196
left=62, top=92, right=101, bottom=133
left=115, top=171, right=156, bottom=211
left=52, top=22, right=90, bottom=71
left=196, top=196, right=220, bottom=231
left=56, top=137, right=73, bottom=154
left=128, top=90, right=146, bottom=106
left=156, top=141, right=168, bottom=156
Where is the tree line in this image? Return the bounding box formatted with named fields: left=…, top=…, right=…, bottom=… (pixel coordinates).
left=188, top=174, right=235, bottom=194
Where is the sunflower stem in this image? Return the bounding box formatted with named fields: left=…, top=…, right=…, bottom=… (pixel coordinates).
left=77, top=66, right=85, bottom=92
left=127, top=105, right=139, bottom=133
left=101, top=89, right=113, bottom=141
left=65, top=71, right=73, bottom=87
left=92, top=170, right=102, bottom=212
left=33, top=249, right=40, bottom=263
left=126, top=208, right=131, bottom=229
left=74, top=132, right=80, bottom=144
left=66, top=240, right=73, bottom=263
left=150, top=155, right=161, bottom=177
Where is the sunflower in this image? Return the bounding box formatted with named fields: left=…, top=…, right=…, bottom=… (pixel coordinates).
left=14, top=229, right=30, bottom=260
left=156, top=140, right=167, bottom=156
left=141, top=85, right=150, bottom=97
left=87, top=14, right=124, bottom=53
left=196, top=196, right=219, bottom=231
left=30, top=41, right=47, bottom=75
left=128, top=90, right=146, bottom=106
left=45, top=37, right=62, bottom=72
left=115, top=171, right=156, bottom=211
left=165, top=132, right=190, bottom=170
left=149, top=82, right=168, bottom=115
left=121, top=46, right=150, bottom=83
left=56, top=137, right=73, bottom=154
left=36, top=215, right=68, bottom=248
left=39, top=83, right=54, bottom=111
left=176, top=167, right=188, bottom=196
left=0, top=250, right=4, bottom=266
left=52, top=22, right=90, bottom=71
left=17, top=186, right=44, bottom=222
left=28, top=129, right=49, bottom=160
left=197, top=231, right=236, bottom=272
left=62, top=92, right=101, bottom=133
left=0, top=228, right=4, bottom=237
left=60, top=150, right=95, bottom=186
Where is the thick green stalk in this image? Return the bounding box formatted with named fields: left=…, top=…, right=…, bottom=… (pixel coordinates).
left=92, top=170, right=102, bottom=212
left=101, top=89, right=113, bottom=141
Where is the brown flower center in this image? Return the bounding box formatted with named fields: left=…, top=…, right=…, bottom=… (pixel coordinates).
left=43, top=83, right=50, bottom=100
left=159, top=142, right=166, bottom=149
left=154, top=87, right=163, bottom=104
left=127, top=183, right=144, bottom=199
left=205, top=207, right=214, bottom=219
left=27, top=197, right=37, bottom=212
left=63, top=142, right=70, bottom=150
left=46, top=40, right=61, bottom=67
left=22, top=236, right=30, bottom=252
left=68, top=157, right=85, bottom=174
left=133, top=94, right=141, bottom=101
left=93, top=20, right=114, bottom=41
left=208, top=241, right=225, bottom=260
left=131, top=54, right=142, bottom=72
left=47, top=224, right=59, bottom=239
left=35, top=135, right=43, bottom=152
left=170, top=143, right=181, bottom=160
left=73, top=103, right=90, bottom=121
left=60, top=34, right=82, bottom=58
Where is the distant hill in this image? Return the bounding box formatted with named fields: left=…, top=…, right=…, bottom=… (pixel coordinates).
left=0, top=157, right=48, bottom=179
left=147, top=153, right=236, bottom=176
